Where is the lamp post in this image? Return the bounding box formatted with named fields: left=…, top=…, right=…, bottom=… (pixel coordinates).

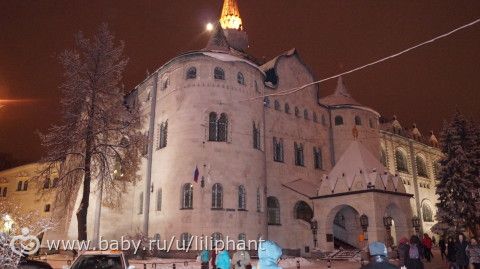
left=360, top=214, right=369, bottom=239
left=412, top=216, right=421, bottom=234
left=310, top=219, right=318, bottom=248
left=383, top=216, right=393, bottom=248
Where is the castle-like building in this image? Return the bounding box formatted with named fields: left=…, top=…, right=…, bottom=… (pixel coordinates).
left=0, top=0, right=442, bottom=255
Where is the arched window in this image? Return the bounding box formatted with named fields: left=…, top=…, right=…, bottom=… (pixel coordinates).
left=380, top=148, right=387, bottom=167
left=211, top=232, right=223, bottom=248
left=355, top=116, right=362, bottom=126
left=267, top=196, right=280, bottom=225
left=157, top=121, right=168, bottom=149
left=284, top=103, right=290, bottom=114
left=138, top=192, right=144, bottom=214
left=43, top=179, right=50, bottom=189
left=335, top=116, right=344, bottom=126
left=253, top=122, right=261, bottom=150
left=17, top=181, right=22, bottom=191
left=180, top=233, right=192, bottom=248
left=217, top=113, right=228, bottom=142
left=395, top=149, right=408, bottom=173
left=256, top=187, right=262, bottom=212
left=295, top=107, right=300, bottom=117
left=303, top=109, right=309, bottom=120
left=274, top=100, right=281, bottom=111
left=238, top=185, right=246, bottom=210
left=186, top=67, right=197, bottom=79
left=313, top=147, right=323, bottom=169
left=313, top=112, right=318, bottom=123
left=422, top=203, right=433, bottom=222
left=273, top=137, right=284, bottom=162
left=214, top=67, right=225, bottom=80
left=237, top=72, right=245, bottom=85
left=294, top=201, right=313, bottom=222
left=416, top=155, right=428, bottom=178
left=212, top=183, right=223, bottom=209
left=209, top=112, right=218, bottom=141
left=294, top=142, right=304, bottom=166
left=264, top=97, right=270, bottom=108
left=156, top=188, right=162, bottom=211
left=182, top=183, right=193, bottom=209
left=23, top=181, right=28, bottom=191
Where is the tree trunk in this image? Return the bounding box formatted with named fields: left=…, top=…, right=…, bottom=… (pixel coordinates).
left=76, top=146, right=92, bottom=241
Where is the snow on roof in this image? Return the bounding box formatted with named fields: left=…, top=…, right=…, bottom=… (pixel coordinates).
left=202, top=51, right=265, bottom=76
left=319, top=76, right=361, bottom=106
left=260, top=48, right=297, bottom=72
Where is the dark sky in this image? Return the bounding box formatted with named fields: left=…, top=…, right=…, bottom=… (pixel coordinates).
left=0, top=0, right=479, bottom=163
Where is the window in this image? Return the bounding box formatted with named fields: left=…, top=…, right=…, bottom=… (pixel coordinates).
left=44, top=204, right=51, bottom=212
left=186, top=67, right=197, bottom=79
left=180, top=233, right=192, bottom=248
left=212, top=183, right=223, bottom=209
left=295, top=107, right=300, bottom=117
left=156, top=188, right=162, bottom=211
left=416, top=155, right=428, bottom=178
left=422, top=204, right=433, bottom=222
left=238, top=185, right=246, bottom=210
left=369, top=118, right=374, bottom=128
left=238, top=233, right=246, bottom=244
left=43, top=179, right=50, bottom=189
left=157, top=121, right=168, bottom=149
left=17, top=181, right=22, bottom=191
left=267, top=196, right=280, bottom=225
left=138, top=192, right=144, bottom=214
left=335, top=116, right=344, bottom=126
left=304, top=109, right=309, bottom=120
left=313, top=112, right=318, bottom=123
left=211, top=232, right=223, bottom=248
left=2, top=187, right=7, bottom=197
left=23, top=181, right=28, bottom=191
left=256, top=187, right=261, bottom=212
left=433, top=161, right=441, bottom=179
left=380, top=149, right=387, bottom=167
left=208, top=112, right=228, bottom=142
left=294, top=142, right=305, bottom=166
left=214, top=67, right=225, bottom=80
left=52, top=178, right=59, bottom=188
left=395, top=149, right=408, bottom=173
left=253, top=122, right=261, bottom=150
left=273, top=137, right=284, bottom=162
left=237, top=72, right=245, bottom=85
left=162, top=78, right=169, bottom=90
left=294, top=201, right=313, bottom=222
left=355, top=116, right=362, bottom=126
left=264, top=97, right=270, bottom=108
left=284, top=103, right=290, bottom=114
left=313, top=147, right=323, bottom=169
left=182, top=183, right=193, bottom=209
left=274, top=100, right=280, bottom=111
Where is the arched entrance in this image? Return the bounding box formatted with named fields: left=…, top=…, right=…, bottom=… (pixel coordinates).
left=384, top=203, right=409, bottom=247
left=326, top=205, right=362, bottom=249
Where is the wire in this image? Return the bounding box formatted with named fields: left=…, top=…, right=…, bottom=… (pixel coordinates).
left=240, top=18, right=480, bottom=102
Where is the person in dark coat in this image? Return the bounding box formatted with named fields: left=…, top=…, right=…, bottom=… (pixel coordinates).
left=439, top=237, right=447, bottom=261
left=455, top=234, right=469, bottom=269
left=397, top=237, right=410, bottom=268
left=360, top=241, right=397, bottom=269
left=405, top=235, right=424, bottom=269
left=422, top=234, right=433, bottom=262
left=447, top=237, right=457, bottom=264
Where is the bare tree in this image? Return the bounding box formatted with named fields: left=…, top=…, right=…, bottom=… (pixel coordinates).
left=38, top=24, right=144, bottom=241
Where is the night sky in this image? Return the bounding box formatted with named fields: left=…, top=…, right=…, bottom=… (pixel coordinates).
left=0, top=0, right=479, bottom=163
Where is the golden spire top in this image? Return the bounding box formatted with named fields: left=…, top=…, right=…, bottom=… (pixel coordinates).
left=220, top=0, right=243, bottom=30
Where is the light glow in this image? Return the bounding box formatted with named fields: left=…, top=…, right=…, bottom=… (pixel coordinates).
left=206, top=23, right=214, bottom=32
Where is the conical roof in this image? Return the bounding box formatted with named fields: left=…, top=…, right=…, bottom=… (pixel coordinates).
left=320, top=76, right=361, bottom=106
left=220, top=0, right=243, bottom=30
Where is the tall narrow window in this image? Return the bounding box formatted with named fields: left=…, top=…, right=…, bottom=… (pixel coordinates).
left=267, top=196, right=280, bottom=225
left=253, top=122, right=261, bottom=150
left=156, top=188, right=162, bottom=211
left=313, top=112, right=318, bottom=123
left=422, top=204, right=433, bottom=222
left=217, top=113, right=228, bottom=142
left=138, top=192, right=144, bottom=214
left=273, top=137, right=284, bottom=162
left=214, top=67, right=225, bottom=80
left=313, top=147, right=323, bottom=169
left=274, top=100, right=280, bottom=111
left=209, top=112, right=218, bottom=141
left=295, top=107, right=300, bottom=117
left=23, top=181, right=28, bottom=191
left=294, top=142, right=305, bottom=166
left=237, top=72, right=245, bottom=85
left=264, top=97, right=270, bottom=108
left=157, top=121, right=168, bottom=149
left=238, top=185, right=246, bottom=210
left=212, top=183, right=223, bottom=209
left=186, top=67, right=197, bottom=79
left=180, top=233, right=192, bottom=248
left=182, top=183, right=193, bottom=209
left=416, top=155, right=428, bottom=178
left=2, top=187, right=6, bottom=197
left=211, top=232, right=223, bottom=248
left=395, top=149, right=408, bottom=173
left=17, top=181, right=22, bottom=191
left=52, top=178, right=59, bottom=188
left=355, top=116, right=362, bottom=126
left=44, top=204, right=51, bottom=212
left=304, top=109, right=309, bottom=120
left=380, top=149, right=387, bottom=167
left=256, top=187, right=261, bottom=212
left=285, top=103, right=290, bottom=114
left=238, top=233, right=246, bottom=244
left=335, top=116, right=344, bottom=126
left=43, top=178, right=50, bottom=189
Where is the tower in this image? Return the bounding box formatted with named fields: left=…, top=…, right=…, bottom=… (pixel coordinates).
left=219, top=0, right=248, bottom=52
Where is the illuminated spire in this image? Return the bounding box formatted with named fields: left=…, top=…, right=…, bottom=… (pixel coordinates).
left=220, top=0, right=243, bottom=30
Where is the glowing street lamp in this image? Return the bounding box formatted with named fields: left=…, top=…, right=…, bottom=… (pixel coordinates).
left=3, top=214, right=14, bottom=234
left=206, top=23, right=214, bottom=32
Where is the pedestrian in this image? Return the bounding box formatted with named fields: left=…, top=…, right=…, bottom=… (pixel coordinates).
left=253, top=240, right=282, bottom=269
left=360, top=241, right=397, bottom=269
left=397, top=237, right=410, bottom=268
left=439, top=237, right=447, bottom=261
left=466, top=238, right=480, bottom=269
left=405, top=235, right=424, bottom=269
left=447, top=237, right=457, bottom=268
left=422, top=233, right=433, bottom=262
left=455, top=234, right=469, bottom=269
left=216, top=248, right=231, bottom=269
left=432, top=236, right=437, bottom=248
left=232, top=249, right=251, bottom=269
left=211, top=247, right=218, bottom=269
left=200, top=249, right=210, bottom=269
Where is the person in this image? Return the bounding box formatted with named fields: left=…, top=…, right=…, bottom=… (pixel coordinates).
left=200, top=249, right=210, bottom=269
left=455, top=233, right=469, bottom=269
left=432, top=236, right=437, bottom=247
left=254, top=240, right=282, bottom=269
left=422, top=234, right=433, bottom=262
left=216, top=248, right=231, bottom=269
left=360, top=241, right=397, bottom=269
left=397, top=237, right=410, bottom=268
left=466, top=238, right=480, bottom=269
left=439, top=237, right=447, bottom=261
left=447, top=236, right=457, bottom=268
left=232, top=249, right=251, bottom=269
left=211, top=248, right=218, bottom=269
left=405, top=235, right=424, bottom=269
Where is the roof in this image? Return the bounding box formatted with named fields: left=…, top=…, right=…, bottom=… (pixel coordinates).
left=319, top=76, right=361, bottom=106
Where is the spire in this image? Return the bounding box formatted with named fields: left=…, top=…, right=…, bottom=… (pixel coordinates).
left=220, top=0, right=243, bottom=30
left=335, top=76, right=351, bottom=98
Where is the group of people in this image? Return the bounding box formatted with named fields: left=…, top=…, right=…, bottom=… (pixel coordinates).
left=438, top=234, right=480, bottom=269
left=199, top=240, right=283, bottom=269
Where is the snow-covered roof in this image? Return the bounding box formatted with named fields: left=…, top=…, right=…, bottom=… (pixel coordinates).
left=320, top=76, right=361, bottom=106
left=202, top=52, right=265, bottom=76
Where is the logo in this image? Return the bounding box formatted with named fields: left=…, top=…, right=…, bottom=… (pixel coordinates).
left=10, top=227, right=40, bottom=256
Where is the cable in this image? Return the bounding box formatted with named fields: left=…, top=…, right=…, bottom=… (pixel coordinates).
left=240, top=18, right=480, bottom=102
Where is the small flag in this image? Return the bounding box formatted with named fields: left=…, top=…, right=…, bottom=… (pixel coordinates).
left=194, top=166, right=199, bottom=182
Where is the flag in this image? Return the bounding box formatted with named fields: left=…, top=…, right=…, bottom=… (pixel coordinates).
left=194, top=166, right=199, bottom=182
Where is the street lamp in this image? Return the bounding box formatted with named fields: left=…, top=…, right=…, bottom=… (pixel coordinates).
left=383, top=216, right=393, bottom=248
left=360, top=214, right=369, bottom=232
left=412, top=216, right=421, bottom=234
left=310, top=219, right=318, bottom=248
